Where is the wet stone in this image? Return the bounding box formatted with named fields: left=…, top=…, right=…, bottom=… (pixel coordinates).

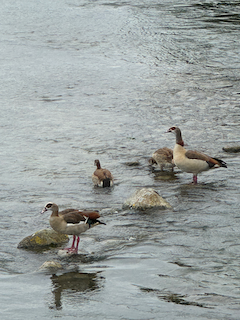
left=124, top=161, right=140, bottom=167
left=39, top=261, right=63, bottom=270
left=123, top=187, right=172, bottom=210
left=17, top=229, right=69, bottom=250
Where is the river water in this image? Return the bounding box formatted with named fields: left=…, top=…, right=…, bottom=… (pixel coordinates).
left=1, top=0, right=240, bottom=319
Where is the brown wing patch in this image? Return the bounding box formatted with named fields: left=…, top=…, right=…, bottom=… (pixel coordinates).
left=60, top=208, right=79, bottom=215
left=207, top=157, right=222, bottom=166
left=185, top=150, right=222, bottom=167
left=79, top=210, right=101, bottom=220
left=94, top=168, right=112, bottom=180
left=61, top=209, right=100, bottom=224
left=152, top=148, right=173, bottom=164
left=61, top=211, right=85, bottom=224
left=163, top=148, right=173, bottom=161
left=155, top=147, right=173, bottom=159
left=185, top=150, right=211, bottom=161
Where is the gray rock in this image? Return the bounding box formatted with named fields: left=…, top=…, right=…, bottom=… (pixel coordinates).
left=124, top=161, right=140, bottom=167
left=123, top=188, right=172, bottom=210
left=18, top=229, right=69, bottom=249
left=39, top=261, right=63, bottom=270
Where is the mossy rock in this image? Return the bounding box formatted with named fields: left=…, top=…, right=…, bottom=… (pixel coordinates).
left=123, top=188, right=172, bottom=210
left=18, top=229, right=69, bottom=250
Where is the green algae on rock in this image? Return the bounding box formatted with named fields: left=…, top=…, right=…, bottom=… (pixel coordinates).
left=17, top=229, right=69, bottom=250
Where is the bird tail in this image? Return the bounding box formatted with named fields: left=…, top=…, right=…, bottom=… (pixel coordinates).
left=103, top=178, right=111, bottom=188
left=86, top=218, right=106, bottom=228
left=212, top=158, right=228, bottom=168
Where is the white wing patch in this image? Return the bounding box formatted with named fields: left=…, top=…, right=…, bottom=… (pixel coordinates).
left=66, top=221, right=85, bottom=227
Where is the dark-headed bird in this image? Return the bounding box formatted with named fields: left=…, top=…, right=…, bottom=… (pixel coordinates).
left=92, top=159, right=113, bottom=187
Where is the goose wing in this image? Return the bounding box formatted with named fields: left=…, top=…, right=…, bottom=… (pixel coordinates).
left=185, top=150, right=227, bottom=168
left=94, top=168, right=113, bottom=180
left=61, top=210, right=100, bottom=224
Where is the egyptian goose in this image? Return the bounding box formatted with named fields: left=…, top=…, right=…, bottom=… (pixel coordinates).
left=41, top=202, right=105, bottom=253
left=167, top=126, right=227, bottom=184
left=149, top=147, right=175, bottom=171
left=92, top=159, right=113, bottom=187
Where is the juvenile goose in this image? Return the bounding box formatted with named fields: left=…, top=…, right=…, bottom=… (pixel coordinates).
left=167, top=126, right=227, bottom=184
left=149, top=147, right=175, bottom=171
left=41, top=202, right=105, bottom=253
left=92, top=159, right=113, bottom=187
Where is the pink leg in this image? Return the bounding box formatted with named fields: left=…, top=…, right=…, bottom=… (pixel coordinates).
left=70, top=235, right=76, bottom=250
left=193, top=175, right=198, bottom=184
left=64, top=235, right=76, bottom=251
left=66, top=236, right=79, bottom=254
left=75, top=237, right=80, bottom=253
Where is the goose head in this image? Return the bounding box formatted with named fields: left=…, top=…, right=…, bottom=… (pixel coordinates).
left=167, top=126, right=184, bottom=146
left=41, top=202, right=58, bottom=214
left=94, top=159, right=101, bottom=169
left=167, top=126, right=179, bottom=134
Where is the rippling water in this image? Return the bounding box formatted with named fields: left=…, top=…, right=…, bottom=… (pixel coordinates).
left=1, top=0, right=240, bottom=319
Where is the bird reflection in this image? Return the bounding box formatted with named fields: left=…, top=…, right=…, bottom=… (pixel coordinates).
left=50, top=271, right=104, bottom=309
left=152, top=170, right=177, bottom=181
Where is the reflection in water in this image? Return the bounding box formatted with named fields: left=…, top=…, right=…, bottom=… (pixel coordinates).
left=50, top=271, right=104, bottom=310
left=192, top=2, right=240, bottom=26
left=152, top=170, right=178, bottom=182
left=140, top=287, right=208, bottom=308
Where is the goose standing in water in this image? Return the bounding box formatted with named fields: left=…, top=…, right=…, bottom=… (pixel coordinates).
left=167, top=126, right=227, bottom=184
left=41, top=202, right=105, bottom=253
left=149, top=147, right=175, bottom=171
left=92, top=159, right=113, bottom=187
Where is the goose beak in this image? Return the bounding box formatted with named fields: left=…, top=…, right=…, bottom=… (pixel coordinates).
left=41, top=207, right=47, bottom=214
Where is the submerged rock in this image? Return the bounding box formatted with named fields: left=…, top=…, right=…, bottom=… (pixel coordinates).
left=17, top=229, right=69, bottom=249
left=57, top=248, right=89, bottom=257
left=124, top=161, right=140, bottom=167
left=123, top=188, right=172, bottom=210
left=223, top=145, right=240, bottom=153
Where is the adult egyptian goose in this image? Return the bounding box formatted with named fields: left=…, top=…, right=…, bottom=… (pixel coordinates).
left=149, top=147, right=175, bottom=171
left=92, top=159, right=113, bottom=187
left=167, top=126, right=227, bottom=184
left=41, top=202, right=105, bottom=253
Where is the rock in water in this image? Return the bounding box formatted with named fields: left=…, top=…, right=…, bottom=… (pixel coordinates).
left=57, top=248, right=89, bottom=257
left=39, top=261, right=63, bottom=270
left=222, top=145, right=240, bottom=153
left=17, top=229, right=69, bottom=249
left=123, top=188, right=172, bottom=210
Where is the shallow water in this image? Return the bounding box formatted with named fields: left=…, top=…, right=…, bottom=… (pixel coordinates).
left=0, top=0, right=240, bottom=319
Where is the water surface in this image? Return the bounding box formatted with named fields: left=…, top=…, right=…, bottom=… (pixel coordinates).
left=0, top=0, right=240, bottom=319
